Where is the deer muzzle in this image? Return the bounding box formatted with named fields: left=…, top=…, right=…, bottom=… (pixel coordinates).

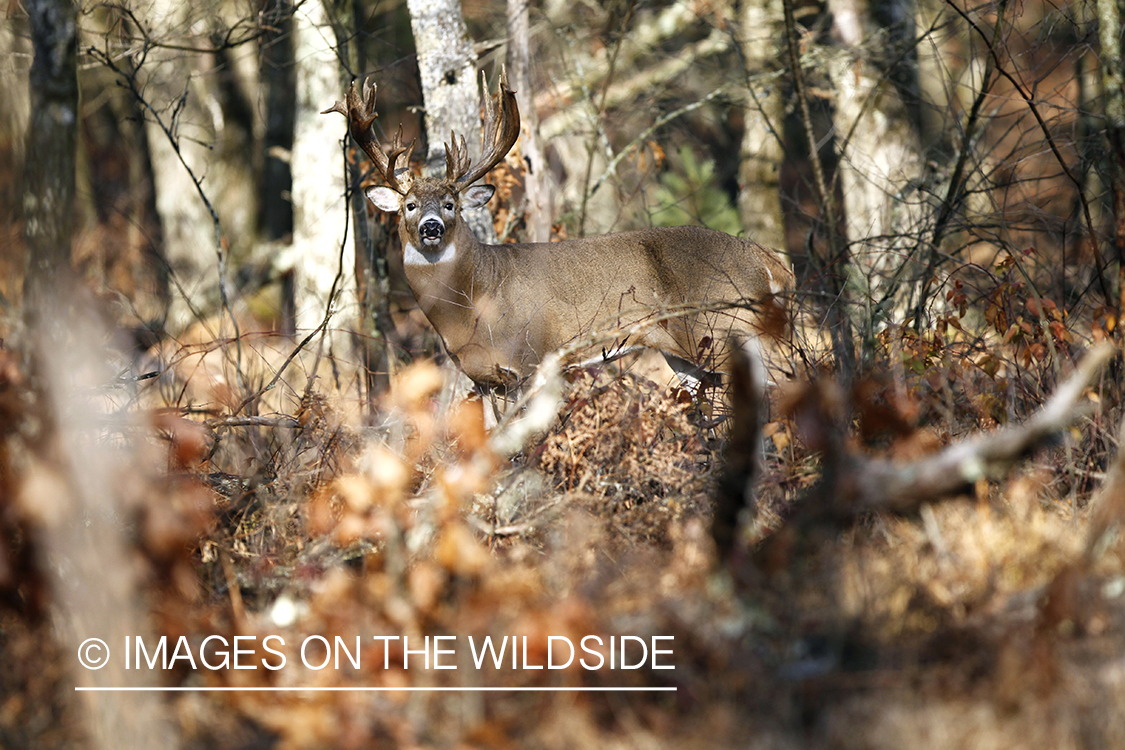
left=419, top=217, right=445, bottom=246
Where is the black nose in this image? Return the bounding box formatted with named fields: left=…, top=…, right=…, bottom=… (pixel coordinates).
left=420, top=219, right=444, bottom=240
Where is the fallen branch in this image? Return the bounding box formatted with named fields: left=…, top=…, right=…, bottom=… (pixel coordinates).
left=836, top=343, right=1114, bottom=515
left=721, top=344, right=1115, bottom=564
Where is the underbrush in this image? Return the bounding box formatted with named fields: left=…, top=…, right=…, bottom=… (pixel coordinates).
left=2, top=286, right=1125, bottom=749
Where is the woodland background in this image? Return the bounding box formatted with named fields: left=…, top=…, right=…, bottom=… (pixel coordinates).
left=3, top=0, right=1125, bottom=747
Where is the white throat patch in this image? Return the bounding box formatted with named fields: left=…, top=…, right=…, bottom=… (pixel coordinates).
left=403, top=241, right=457, bottom=266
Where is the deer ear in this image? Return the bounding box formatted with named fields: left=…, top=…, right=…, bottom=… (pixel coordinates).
left=365, top=186, right=402, bottom=212
left=461, top=185, right=496, bottom=209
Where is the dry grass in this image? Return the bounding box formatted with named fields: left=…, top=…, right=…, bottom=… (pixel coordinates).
left=3, top=297, right=1125, bottom=749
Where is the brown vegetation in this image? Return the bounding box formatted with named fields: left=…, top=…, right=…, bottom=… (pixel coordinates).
left=4, top=0, right=1125, bottom=747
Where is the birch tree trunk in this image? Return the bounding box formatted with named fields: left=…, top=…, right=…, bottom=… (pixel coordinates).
left=133, top=0, right=259, bottom=333
left=406, top=0, right=496, bottom=242
left=281, top=0, right=357, bottom=341
left=737, top=0, right=787, bottom=256
left=825, top=0, right=928, bottom=332
left=507, top=0, right=556, bottom=243
left=1097, top=0, right=1125, bottom=315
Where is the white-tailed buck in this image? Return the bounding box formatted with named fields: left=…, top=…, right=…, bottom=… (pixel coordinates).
left=325, top=70, right=792, bottom=398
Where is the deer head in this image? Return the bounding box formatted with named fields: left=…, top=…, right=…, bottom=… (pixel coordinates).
left=324, top=69, right=520, bottom=259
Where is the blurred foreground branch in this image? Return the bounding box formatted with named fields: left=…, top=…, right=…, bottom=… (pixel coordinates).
left=720, top=344, right=1116, bottom=563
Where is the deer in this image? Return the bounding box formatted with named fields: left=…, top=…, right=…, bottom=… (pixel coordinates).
left=325, top=70, right=793, bottom=416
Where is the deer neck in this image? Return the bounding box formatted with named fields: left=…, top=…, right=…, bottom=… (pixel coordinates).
left=400, top=220, right=489, bottom=325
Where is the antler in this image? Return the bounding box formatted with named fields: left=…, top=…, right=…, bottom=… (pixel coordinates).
left=445, top=68, right=521, bottom=186
left=323, top=79, right=415, bottom=194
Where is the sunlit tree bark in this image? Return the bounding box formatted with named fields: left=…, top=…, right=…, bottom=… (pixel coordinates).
left=406, top=0, right=496, bottom=242
left=825, top=0, right=928, bottom=332
left=1098, top=0, right=1125, bottom=314
left=130, top=0, right=258, bottom=332
left=283, top=0, right=357, bottom=341
left=736, top=0, right=787, bottom=256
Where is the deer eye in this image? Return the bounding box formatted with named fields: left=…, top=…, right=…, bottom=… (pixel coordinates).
left=405, top=202, right=416, bottom=212
left=444, top=202, right=454, bottom=211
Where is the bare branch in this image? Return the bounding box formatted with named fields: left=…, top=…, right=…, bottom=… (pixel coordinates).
left=821, top=343, right=1114, bottom=518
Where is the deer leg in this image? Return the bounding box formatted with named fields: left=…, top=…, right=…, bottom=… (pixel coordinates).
left=575, top=344, right=648, bottom=370
left=661, top=352, right=722, bottom=395
left=476, top=366, right=523, bottom=431
left=474, top=382, right=506, bottom=431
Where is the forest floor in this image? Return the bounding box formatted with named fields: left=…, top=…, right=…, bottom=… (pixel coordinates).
left=3, top=296, right=1125, bottom=749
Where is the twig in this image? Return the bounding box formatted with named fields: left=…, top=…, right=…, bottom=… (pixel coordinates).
left=88, top=40, right=248, bottom=394
left=205, top=415, right=300, bottom=429
left=945, top=0, right=1112, bottom=310
left=588, top=87, right=727, bottom=198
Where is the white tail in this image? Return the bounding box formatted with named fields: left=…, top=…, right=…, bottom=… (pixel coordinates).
left=326, top=70, right=793, bottom=394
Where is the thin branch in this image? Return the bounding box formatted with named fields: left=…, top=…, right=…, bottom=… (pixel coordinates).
left=205, top=415, right=301, bottom=429
left=88, top=41, right=248, bottom=394
left=945, top=0, right=1112, bottom=309
left=588, top=87, right=727, bottom=198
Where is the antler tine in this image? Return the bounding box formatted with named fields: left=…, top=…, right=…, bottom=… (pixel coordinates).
left=444, top=131, right=472, bottom=182
left=447, top=67, right=521, bottom=186
left=390, top=126, right=416, bottom=179
left=323, top=78, right=413, bottom=194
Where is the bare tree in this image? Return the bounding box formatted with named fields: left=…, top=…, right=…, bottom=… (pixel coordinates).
left=824, top=0, right=929, bottom=332
left=120, top=0, right=260, bottom=332
left=1098, top=0, right=1125, bottom=314
left=259, top=0, right=297, bottom=247
left=259, top=0, right=298, bottom=335
left=507, top=0, right=556, bottom=243
left=406, top=0, right=496, bottom=242
left=22, top=0, right=79, bottom=327
left=736, top=0, right=787, bottom=256
left=322, top=0, right=402, bottom=400
left=282, top=0, right=357, bottom=340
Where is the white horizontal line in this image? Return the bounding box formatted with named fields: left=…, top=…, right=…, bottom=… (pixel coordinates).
left=75, top=686, right=676, bottom=692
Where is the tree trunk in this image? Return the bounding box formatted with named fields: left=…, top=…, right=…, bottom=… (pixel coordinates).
left=22, top=2, right=175, bottom=745
left=259, top=0, right=297, bottom=248
left=1097, top=0, right=1125, bottom=316
left=507, top=0, right=555, bottom=243
left=259, top=0, right=297, bottom=337
left=324, top=0, right=396, bottom=397
left=783, top=0, right=857, bottom=380
left=825, top=0, right=928, bottom=337
left=1, top=15, right=30, bottom=275
left=22, top=0, right=78, bottom=330
left=130, top=0, right=259, bottom=333
left=736, top=0, right=788, bottom=256
left=407, top=0, right=496, bottom=242
left=285, top=0, right=357, bottom=342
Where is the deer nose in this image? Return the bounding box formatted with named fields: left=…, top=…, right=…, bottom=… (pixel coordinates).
left=420, top=218, right=445, bottom=240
